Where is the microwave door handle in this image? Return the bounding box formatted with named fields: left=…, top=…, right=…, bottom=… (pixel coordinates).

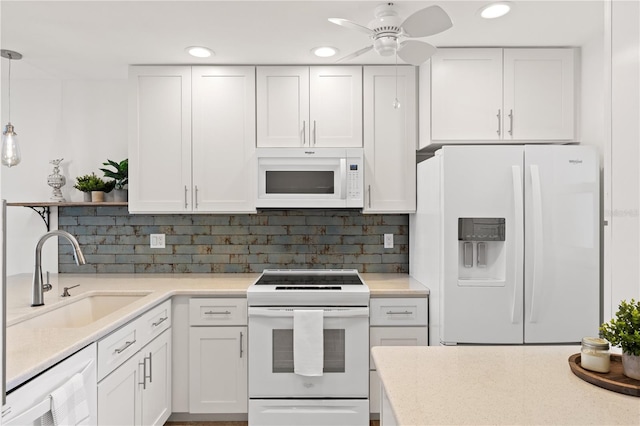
left=340, top=159, right=347, bottom=199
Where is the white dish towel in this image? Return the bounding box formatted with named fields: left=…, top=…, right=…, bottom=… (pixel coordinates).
left=293, top=309, right=324, bottom=376
left=49, top=372, right=89, bottom=426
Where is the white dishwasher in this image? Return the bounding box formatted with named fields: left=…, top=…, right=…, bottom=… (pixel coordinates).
left=2, top=343, right=97, bottom=425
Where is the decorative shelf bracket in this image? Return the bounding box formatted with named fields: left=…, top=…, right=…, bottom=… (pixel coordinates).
left=25, top=206, right=51, bottom=231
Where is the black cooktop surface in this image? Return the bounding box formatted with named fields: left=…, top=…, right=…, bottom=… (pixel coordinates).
left=255, top=273, right=364, bottom=286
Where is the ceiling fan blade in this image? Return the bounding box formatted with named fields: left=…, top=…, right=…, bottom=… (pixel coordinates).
left=397, top=40, right=437, bottom=65
left=336, top=45, right=374, bottom=63
left=401, top=5, right=453, bottom=38
left=328, top=18, right=375, bottom=37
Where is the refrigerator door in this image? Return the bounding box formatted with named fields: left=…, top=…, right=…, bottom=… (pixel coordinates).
left=524, top=145, right=600, bottom=343
left=440, top=146, right=525, bottom=344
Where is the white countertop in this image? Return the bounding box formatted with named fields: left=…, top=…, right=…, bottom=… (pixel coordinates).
left=372, top=346, right=640, bottom=425
left=6, top=272, right=427, bottom=391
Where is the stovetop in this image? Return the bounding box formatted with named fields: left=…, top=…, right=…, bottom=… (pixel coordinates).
left=247, top=269, right=370, bottom=307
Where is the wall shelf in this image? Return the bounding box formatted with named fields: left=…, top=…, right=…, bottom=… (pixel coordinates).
left=7, top=202, right=128, bottom=230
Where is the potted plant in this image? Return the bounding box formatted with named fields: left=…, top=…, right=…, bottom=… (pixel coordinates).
left=74, top=172, right=108, bottom=202
left=100, top=158, right=128, bottom=202
left=73, top=173, right=95, bottom=202
left=600, top=299, right=640, bottom=380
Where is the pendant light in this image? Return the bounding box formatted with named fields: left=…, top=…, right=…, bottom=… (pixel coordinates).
left=1, top=49, right=22, bottom=168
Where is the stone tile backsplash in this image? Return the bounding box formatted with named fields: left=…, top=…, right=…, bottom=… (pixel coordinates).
left=58, top=207, right=409, bottom=273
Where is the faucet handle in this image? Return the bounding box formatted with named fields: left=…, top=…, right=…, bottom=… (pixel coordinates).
left=43, top=271, right=52, bottom=292
left=61, top=284, right=80, bottom=297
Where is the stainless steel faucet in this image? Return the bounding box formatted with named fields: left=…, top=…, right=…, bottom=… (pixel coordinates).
left=32, top=230, right=86, bottom=306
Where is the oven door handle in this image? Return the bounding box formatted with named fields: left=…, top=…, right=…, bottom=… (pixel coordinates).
left=248, top=307, right=369, bottom=318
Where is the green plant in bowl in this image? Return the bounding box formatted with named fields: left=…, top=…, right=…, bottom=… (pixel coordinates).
left=100, top=159, right=128, bottom=189
left=74, top=173, right=108, bottom=192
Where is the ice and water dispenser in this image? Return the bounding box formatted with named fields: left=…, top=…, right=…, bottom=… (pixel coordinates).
left=458, top=218, right=506, bottom=283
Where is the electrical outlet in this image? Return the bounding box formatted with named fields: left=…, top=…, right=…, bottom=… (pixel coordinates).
left=384, top=233, right=394, bottom=249
left=150, top=234, right=165, bottom=249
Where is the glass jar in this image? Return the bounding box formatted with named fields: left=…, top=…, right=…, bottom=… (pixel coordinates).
left=581, top=337, right=610, bottom=373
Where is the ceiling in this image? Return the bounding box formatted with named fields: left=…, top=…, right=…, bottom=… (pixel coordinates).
left=1, top=0, right=604, bottom=80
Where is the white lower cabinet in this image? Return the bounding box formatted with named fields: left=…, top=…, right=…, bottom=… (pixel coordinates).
left=189, top=326, right=247, bottom=413
left=98, top=329, right=171, bottom=426
left=97, top=300, right=172, bottom=426
left=369, top=297, right=428, bottom=416
left=188, top=298, right=248, bottom=414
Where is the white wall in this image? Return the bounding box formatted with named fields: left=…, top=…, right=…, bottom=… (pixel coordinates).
left=0, top=59, right=127, bottom=275
left=603, top=0, right=640, bottom=319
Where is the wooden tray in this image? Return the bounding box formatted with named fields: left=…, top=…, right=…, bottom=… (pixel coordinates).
left=569, top=353, right=640, bottom=397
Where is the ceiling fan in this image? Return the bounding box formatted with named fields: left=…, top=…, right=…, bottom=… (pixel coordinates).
left=328, top=2, right=453, bottom=65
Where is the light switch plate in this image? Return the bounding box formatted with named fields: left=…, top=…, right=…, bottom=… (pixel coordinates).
left=384, top=233, right=394, bottom=249
left=150, top=234, right=166, bottom=248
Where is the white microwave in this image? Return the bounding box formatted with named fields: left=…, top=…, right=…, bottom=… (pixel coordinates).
left=256, top=148, right=364, bottom=208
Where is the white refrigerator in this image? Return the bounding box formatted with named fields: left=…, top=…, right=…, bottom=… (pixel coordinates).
left=410, top=145, right=600, bottom=345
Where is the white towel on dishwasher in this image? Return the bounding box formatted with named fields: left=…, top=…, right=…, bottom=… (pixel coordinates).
left=294, top=309, right=324, bottom=376
left=50, top=372, right=89, bottom=426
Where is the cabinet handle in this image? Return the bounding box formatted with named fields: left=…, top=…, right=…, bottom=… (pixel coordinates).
left=313, top=120, right=317, bottom=146
left=204, top=310, right=231, bottom=315
left=138, top=359, right=147, bottom=390
left=496, top=109, right=501, bottom=136
left=240, top=331, right=244, bottom=358
left=302, top=120, right=306, bottom=146
left=147, top=352, right=153, bottom=384
left=184, top=186, right=188, bottom=209
left=152, top=316, right=168, bottom=327
left=508, top=109, right=513, bottom=136
left=114, top=340, right=136, bottom=354
left=386, top=310, right=413, bottom=315
left=195, top=185, right=199, bottom=209
left=368, top=185, right=371, bottom=209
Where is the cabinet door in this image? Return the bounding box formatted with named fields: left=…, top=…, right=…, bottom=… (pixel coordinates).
left=189, top=326, right=247, bottom=413
left=98, top=352, right=141, bottom=426
left=431, top=49, right=503, bottom=140
left=140, top=329, right=172, bottom=426
left=369, top=327, right=427, bottom=415
left=192, top=66, right=256, bottom=212
left=363, top=66, right=417, bottom=213
left=309, top=66, right=363, bottom=147
left=129, top=66, right=192, bottom=212
left=503, top=48, right=575, bottom=140
left=257, top=66, right=310, bottom=147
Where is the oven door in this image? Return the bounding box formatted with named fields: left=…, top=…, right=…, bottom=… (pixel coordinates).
left=248, top=307, right=369, bottom=398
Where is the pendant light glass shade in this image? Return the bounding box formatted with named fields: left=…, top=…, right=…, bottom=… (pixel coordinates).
left=1, top=49, right=22, bottom=167
left=1, top=123, right=20, bottom=167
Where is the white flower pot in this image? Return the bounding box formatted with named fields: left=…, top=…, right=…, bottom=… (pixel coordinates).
left=622, top=352, right=640, bottom=380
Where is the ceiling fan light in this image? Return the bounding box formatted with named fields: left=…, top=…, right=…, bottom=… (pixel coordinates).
left=312, top=47, right=338, bottom=58
left=374, top=37, right=397, bottom=57
left=479, top=2, right=512, bottom=19
left=186, top=46, right=214, bottom=58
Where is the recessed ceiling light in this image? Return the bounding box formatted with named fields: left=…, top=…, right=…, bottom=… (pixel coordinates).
left=186, top=46, right=214, bottom=58
left=478, top=2, right=512, bottom=19
left=312, top=46, right=339, bottom=58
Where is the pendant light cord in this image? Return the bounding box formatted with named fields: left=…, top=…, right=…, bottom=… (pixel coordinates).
left=6, top=52, right=11, bottom=122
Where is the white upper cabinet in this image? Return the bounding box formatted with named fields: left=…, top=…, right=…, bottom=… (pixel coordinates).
left=129, top=66, right=192, bottom=213
left=363, top=66, right=416, bottom=213
left=257, top=66, right=362, bottom=147
left=431, top=49, right=503, bottom=141
left=430, top=48, right=576, bottom=143
left=192, top=66, right=256, bottom=212
left=503, top=49, right=575, bottom=140
left=129, top=66, right=256, bottom=213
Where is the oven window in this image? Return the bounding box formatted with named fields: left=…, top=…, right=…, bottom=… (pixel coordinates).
left=272, top=329, right=346, bottom=373
left=265, top=171, right=334, bottom=194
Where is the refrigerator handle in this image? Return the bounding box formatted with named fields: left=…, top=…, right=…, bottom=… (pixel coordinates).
left=511, top=166, right=524, bottom=324
left=529, top=165, right=544, bottom=324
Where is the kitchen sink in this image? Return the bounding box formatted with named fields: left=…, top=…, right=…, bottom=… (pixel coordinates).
left=10, top=292, right=152, bottom=329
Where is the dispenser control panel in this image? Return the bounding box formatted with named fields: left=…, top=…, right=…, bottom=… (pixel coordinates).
left=458, top=218, right=505, bottom=241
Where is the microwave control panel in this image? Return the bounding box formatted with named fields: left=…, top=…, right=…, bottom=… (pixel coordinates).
left=346, top=155, right=363, bottom=205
